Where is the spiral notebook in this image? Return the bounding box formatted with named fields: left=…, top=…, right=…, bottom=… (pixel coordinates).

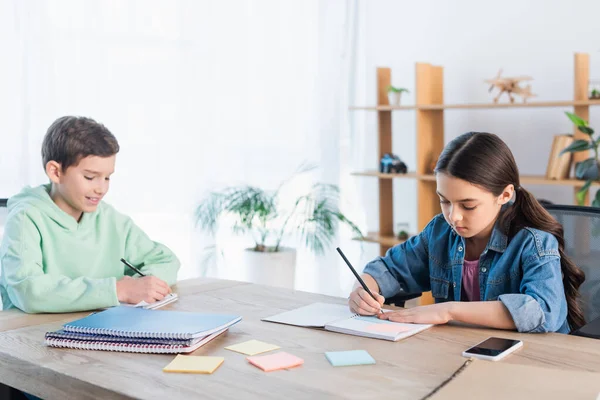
left=262, top=302, right=432, bottom=342
left=45, top=329, right=199, bottom=346
left=45, top=328, right=228, bottom=354
left=62, top=306, right=242, bottom=339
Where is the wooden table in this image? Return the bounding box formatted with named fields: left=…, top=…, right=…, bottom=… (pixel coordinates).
left=0, top=278, right=598, bottom=400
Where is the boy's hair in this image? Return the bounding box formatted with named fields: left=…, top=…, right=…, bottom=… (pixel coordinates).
left=41, top=116, right=120, bottom=171
left=434, top=132, right=586, bottom=331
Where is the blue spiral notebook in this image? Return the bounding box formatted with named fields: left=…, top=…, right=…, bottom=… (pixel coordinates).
left=63, top=306, right=242, bottom=340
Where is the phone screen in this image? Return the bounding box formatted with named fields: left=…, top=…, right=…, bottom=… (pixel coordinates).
left=464, top=337, right=521, bottom=357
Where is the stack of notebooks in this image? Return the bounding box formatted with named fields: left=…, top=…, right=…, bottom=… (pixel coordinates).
left=45, top=306, right=242, bottom=354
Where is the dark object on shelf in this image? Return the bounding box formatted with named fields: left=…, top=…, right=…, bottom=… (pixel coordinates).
left=397, top=230, right=409, bottom=241
left=0, top=199, right=7, bottom=208
left=380, top=153, right=408, bottom=174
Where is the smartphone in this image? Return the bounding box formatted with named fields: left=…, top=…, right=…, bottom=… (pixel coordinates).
left=462, top=337, right=523, bottom=361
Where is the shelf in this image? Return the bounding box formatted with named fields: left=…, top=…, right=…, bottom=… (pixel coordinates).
left=351, top=171, right=435, bottom=180
left=350, top=99, right=600, bottom=111
left=352, top=171, right=599, bottom=187
left=353, top=232, right=405, bottom=247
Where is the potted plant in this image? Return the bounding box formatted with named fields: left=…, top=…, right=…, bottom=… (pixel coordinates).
left=195, top=165, right=363, bottom=288
left=560, top=111, right=600, bottom=206
left=387, top=85, right=410, bottom=106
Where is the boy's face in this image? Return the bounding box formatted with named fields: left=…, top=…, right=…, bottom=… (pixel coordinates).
left=47, top=155, right=116, bottom=220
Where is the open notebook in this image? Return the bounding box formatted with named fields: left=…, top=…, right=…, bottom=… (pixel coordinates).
left=120, top=293, right=179, bottom=310
left=262, top=302, right=432, bottom=342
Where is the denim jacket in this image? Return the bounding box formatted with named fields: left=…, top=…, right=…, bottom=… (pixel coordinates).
left=364, top=214, right=570, bottom=333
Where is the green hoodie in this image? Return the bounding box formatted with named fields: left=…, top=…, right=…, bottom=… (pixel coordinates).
left=0, top=184, right=180, bottom=313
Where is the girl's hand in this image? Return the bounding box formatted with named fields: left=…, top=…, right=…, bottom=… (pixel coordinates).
left=378, top=303, right=454, bottom=325
left=348, top=287, right=385, bottom=315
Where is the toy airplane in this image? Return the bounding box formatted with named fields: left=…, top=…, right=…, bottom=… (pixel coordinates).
left=484, top=69, right=536, bottom=103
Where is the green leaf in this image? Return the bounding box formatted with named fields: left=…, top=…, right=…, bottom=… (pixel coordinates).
left=577, top=125, right=594, bottom=135
left=560, top=139, right=593, bottom=155
left=387, top=85, right=409, bottom=93
left=576, top=180, right=592, bottom=205
left=565, top=111, right=588, bottom=127
left=575, top=158, right=598, bottom=179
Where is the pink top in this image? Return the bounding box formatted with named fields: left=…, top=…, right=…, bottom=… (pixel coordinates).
left=461, top=259, right=480, bottom=301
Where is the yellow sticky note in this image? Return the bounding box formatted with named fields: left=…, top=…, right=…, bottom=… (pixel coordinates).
left=224, top=339, right=280, bottom=356
left=163, top=355, right=224, bottom=374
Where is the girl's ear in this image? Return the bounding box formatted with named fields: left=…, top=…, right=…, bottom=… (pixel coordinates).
left=497, top=183, right=515, bottom=205
left=45, top=161, right=62, bottom=184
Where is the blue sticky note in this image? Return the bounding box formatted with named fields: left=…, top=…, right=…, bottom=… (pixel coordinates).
left=325, top=350, right=376, bottom=367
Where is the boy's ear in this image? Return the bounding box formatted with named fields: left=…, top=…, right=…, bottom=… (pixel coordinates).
left=45, top=161, right=62, bottom=184
left=497, top=184, right=515, bottom=205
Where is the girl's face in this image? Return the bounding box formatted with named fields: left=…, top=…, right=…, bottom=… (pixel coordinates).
left=436, top=173, right=513, bottom=239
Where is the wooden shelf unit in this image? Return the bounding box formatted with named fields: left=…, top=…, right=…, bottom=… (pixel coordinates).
left=350, top=99, right=600, bottom=111
left=350, top=53, right=597, bottom=304
left=351, top=171, right=600, bottom=187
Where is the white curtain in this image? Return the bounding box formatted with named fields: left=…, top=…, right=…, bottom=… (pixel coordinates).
left=1, top=0, right=365, bottom=296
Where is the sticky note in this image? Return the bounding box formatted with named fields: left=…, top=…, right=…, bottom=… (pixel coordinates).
left=225, top=339, right=280, bottom=356
left=163, top=355, right=224, bottom=374
left=246, top=351, right=304, bottom=372
left=325, top=350, right=376, bottom=367
left=366, top=323, right=414, bottom=333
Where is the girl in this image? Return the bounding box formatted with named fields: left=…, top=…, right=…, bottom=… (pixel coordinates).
left=348, top=132, right=585, bottom=333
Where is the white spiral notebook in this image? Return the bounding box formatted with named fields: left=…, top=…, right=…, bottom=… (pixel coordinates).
left=45, top=328, right=227, bottom=354
left=262, top=302, right=432, bottom=342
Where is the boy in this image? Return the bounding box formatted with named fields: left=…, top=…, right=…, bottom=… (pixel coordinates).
left=0, top=116, right=180, bottom=313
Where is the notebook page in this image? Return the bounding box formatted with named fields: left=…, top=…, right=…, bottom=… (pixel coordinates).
left=261, top=302, right=356, bottom=327
left=325, top=316, right=432, bottom=341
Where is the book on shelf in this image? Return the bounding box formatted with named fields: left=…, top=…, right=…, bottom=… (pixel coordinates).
left=545, top=134, right=574, bottom=180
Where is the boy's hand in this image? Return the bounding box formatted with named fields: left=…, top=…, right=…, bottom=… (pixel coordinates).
left=116, top=276, right=171, bottom=304
left=348, top=286, right=385, bottom=315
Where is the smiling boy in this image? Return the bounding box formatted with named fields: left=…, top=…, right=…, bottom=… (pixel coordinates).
left=0, top=116, right=180, bottom=313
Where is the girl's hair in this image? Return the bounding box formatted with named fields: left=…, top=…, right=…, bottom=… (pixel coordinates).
left=434, top=131, right=586, bottom=331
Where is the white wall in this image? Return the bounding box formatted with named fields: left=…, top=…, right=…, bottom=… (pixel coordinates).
left=0, top=1, right=369, bottom=297
left=351, top=0, right=600, bottom=257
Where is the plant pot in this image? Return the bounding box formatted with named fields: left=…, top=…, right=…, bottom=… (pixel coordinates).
left=388, top=92, right=402, bottom=106
left=241, top=247, right=296, bottom=289
left=575, top=160, right=600, bottom=180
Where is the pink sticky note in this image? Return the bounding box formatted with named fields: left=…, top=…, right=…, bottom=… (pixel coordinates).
left=366, top=323, right=413, bottom=333
left=246, top=351, right=304, bottom=372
